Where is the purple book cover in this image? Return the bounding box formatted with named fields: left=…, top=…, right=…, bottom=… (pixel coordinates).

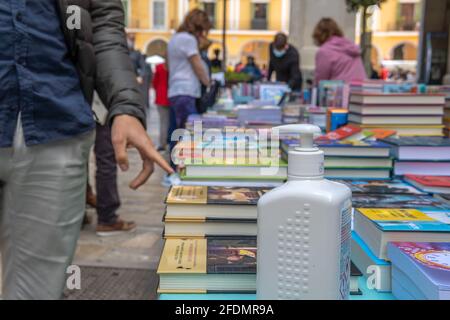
left=389, top=242, right=450, bottom=291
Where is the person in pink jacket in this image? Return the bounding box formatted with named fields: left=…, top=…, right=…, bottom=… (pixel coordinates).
left=313, top=18, right=367, bottom=85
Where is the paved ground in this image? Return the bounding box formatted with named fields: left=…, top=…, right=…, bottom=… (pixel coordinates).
left=0, top=104, right=169, bottom=299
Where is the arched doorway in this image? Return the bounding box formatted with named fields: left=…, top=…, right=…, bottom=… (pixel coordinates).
left=145, top=39, right=168, bottom=58
left=241, top=41, right=270, bottom=69
left=391, top=42, right=417, bottom=60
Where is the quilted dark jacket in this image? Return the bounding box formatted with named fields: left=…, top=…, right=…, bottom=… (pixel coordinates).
left=56, top=0, right=146, bottom=127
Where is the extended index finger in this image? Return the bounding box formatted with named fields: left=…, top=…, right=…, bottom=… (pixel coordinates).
left=139, top=138, right=174, bottom=174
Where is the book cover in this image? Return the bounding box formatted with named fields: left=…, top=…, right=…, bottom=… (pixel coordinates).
left=352, top=194, right=450, bottom=211
left=356, top=208, right=450, bottom=232
left=157, top=238, right=257, bottom=275
left=405, top=175, right=450, bottom=188
left=388, top=242, right=450, bottom=292
left=166, top=186, right=272, bottom=206
left=179, top=169, right=286, bottom=183
left=381, top=136, right=450, bottom=147
left=337, top=180, right=423, bottom=195
left=184, top=158, right=288, bottom=168
left=319, top=124, right=361, bottom=141
left=436, top=194, right=450, bottom=205
left=365, top=128, right=397, bottom=140
left=317, top=140, right=392, bottom=149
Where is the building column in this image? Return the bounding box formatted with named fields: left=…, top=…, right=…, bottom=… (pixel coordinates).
left=417, top=0, right=450, bottom=84
left=281, top=0, right=290, bottom=34
left=289, top=0, right=356, bottom=79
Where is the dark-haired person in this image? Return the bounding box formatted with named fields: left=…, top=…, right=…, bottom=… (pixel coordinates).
left=0, top=0, right=173, bottom=299
left=211, top=48, right=223, bottom=70
left=268, top=33, right=303, bottom=91
left=241, top=56, right=263, bottom=82
left=168, top=9, right=212, bottom=130
left=313, top=18, right=367, bottom=85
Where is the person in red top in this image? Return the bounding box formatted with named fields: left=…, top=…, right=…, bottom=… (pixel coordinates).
left=153, top=62, right=170, bottom=151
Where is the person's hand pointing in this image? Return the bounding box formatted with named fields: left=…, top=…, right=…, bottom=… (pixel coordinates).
left=111, top=114, right=174, bottom=190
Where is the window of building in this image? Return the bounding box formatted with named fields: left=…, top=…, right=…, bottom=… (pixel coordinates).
left=397, top=1, right=421, bottom=31
left=251, top=2, right=268, bottom=30
left=201, top=1, right=217, bottom=29
left=152, top=0, right=166, bottom=30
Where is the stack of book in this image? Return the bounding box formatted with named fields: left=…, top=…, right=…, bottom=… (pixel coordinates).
left=318, top=80, right=348, bottom=108
left=157, top=238, right=258, bottom=295
left=185, top=114, right=239, bottom=131
left=427, top=85, right=450, bottom=138
left=352, top=206, right=450, bottom=296
left=236, top=105, right=282, bottom=127
left=157, top=186, right=266, bottom=295
left=174, top=127, right=286, bottom=187
left=347, top=179, right=424, bottom=293
left=163, top=186, right=269, bottom=239
left=353, top=199, right=450, bottom=261
left=320, top=124, right=396, bottom=142
left=349, top=80, right=386, bottom=94
left=445, top=98, right=450, bottom=138
left=281, top=139, right=393, bottom=179
left=380, top=137, right=450, bottom=177
left=387, top=242, right=450, bottom=300
left=231, top=83, right=289, bottom=105
left=348, top=92, right=446, bottom=137
left=404, top=175, right=450, bottom=195
left=158, top=185, right=365, bottom=297
left=179, top=156, right=286, bottom=188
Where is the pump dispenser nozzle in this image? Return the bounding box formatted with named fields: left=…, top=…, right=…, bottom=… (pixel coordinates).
left=274, top=124, right=322, bottom=150
left=273, top=124, right=324, bottom=179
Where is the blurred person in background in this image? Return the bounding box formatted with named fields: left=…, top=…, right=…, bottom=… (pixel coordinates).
left=235, top=61, right=245, bottom=73
left=152, top=56, right=170, bottom=152
left=241, top=56, right=263, bottom=82
left=211, top=48, right=223, bottom=70
left=91, top=94, right=137, bottom=237
left=127, top=33, right=152, bottom=109
left=164, top=9, right=211, bottom=187
left=167, top=9, right=211, bottom=129
left=313, top=18, right=367, bottom=84
left=0, top=0, right=173, bottom=299
left=268, top=32, right=303, bottom=91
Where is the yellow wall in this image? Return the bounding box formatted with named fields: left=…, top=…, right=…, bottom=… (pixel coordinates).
left=372, top=33, right=419, bottom=61
left=128, top=0, right=284, bottom=67
left=369, top=0, right=420, bottom=66
left=129, top=0, right=421, bottom=68
left=378, top=0, right=399, bottom=32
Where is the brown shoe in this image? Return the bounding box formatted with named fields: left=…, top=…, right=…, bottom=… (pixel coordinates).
left=86, top=184, right=97, bottom=208
left=96, top=219, right=137, bottom=237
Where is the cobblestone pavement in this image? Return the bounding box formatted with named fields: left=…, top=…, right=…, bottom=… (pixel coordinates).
left=0, top=105, right=169, bottom=299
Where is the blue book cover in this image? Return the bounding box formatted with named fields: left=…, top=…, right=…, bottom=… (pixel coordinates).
left=337, top=179, right=424, bottom=195
left=388, top=242, right=450, bottom=299
left=352, top=194, right=450, bottom=211
left=356, top=208, right=450, bottom=232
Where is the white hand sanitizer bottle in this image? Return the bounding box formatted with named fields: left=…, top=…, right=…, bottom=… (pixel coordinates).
left=257, top=124, right=352, bottom=300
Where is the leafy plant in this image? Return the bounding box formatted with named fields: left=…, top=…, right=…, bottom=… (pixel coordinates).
left=225, top=71, right=252, bottom=83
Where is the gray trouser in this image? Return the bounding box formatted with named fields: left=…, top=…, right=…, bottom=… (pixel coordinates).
left=0, top=120, right=94, bottom=300
left=156, top=105, right=170, bottom=148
